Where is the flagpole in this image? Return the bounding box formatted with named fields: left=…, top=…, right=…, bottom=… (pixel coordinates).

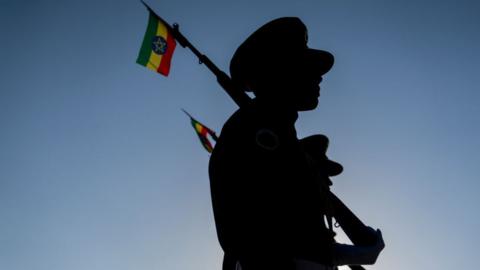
left=181, top=109, right=218, bottom=141
left=140, top=1, right=251, bottom=108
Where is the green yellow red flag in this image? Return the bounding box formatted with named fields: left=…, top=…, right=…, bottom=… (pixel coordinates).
left=182, top=109, right=218, bottom=153
left=136, top=10, right=177, bottom=76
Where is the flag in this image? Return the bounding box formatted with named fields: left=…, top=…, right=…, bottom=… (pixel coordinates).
left=136, top=10, right=177, bottom=76
left=182, top=109, right=218, bottom=153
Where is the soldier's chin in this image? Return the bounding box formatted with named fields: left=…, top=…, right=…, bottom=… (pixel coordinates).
left=297, top=98, right=319, bottom=111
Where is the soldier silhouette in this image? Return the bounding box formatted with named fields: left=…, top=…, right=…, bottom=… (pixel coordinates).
left=209, top=17, right=384, bottom=270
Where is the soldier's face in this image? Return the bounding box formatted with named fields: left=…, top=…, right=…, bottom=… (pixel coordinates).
left=252, top=56, right=326, bottom=111
left=292, top=75, right=322, bottom=111
left=277, top=62, right=323, bottom=111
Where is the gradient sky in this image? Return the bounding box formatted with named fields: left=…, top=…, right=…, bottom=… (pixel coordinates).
left=1, top=1, right=479, bottom=270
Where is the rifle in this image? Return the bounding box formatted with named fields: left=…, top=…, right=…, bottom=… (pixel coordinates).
left=141, top=3, right=377, bottom=269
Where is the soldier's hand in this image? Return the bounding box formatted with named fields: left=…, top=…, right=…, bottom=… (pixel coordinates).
left=363, top=227, right=385, bottom=264
left=332, top=228, right=385, bottom=266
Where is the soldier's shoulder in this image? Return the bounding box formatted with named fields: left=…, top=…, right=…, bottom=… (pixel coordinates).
left=221, top=108, right=285, bottom=152
left=220, top=107, right=257, bottom=135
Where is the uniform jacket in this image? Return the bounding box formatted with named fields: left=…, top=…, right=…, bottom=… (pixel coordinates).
left=209, top=99, right=334, bottom=270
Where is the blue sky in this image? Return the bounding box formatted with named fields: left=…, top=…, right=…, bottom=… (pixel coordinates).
left=1, top=1, right=479, bottom=270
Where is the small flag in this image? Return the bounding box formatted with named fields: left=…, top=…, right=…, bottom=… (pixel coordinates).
left=182, top=109, right=218, bottom=153
left=136, top=9, right=177, bottom=76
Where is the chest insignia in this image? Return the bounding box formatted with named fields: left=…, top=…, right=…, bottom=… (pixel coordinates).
left=255, top=128, right=280, bottom=151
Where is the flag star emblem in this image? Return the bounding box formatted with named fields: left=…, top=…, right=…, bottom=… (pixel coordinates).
left=152, top=36, right=167, bottom=55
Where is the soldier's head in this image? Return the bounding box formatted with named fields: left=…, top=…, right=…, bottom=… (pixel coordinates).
left=230, top=17, right=334, bottom=111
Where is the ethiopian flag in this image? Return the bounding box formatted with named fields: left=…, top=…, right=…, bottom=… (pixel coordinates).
left=137, top=10, right=177, bottom=76
left=182, top=110, right=218, bottom=153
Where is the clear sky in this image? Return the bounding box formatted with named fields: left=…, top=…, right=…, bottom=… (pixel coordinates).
left=1, top=1, right=479, bottom=270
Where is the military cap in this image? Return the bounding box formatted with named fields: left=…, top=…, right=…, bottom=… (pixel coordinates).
left=300, top=134, right=343, bottom=177
left=230, top=17, right=334, bottom=92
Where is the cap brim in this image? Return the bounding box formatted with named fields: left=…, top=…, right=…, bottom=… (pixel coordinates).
left=305, top=49, right=334, bottom=76
left=326, top=159, right=343, bottom=177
